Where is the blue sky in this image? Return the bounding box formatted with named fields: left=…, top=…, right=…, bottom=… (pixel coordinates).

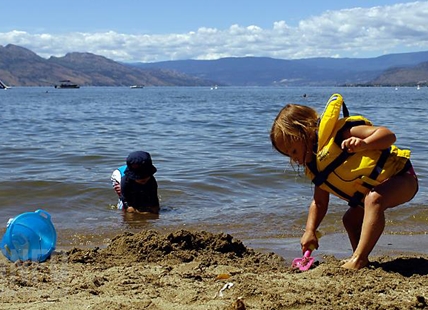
left=1, top=0, right=427, bottom=62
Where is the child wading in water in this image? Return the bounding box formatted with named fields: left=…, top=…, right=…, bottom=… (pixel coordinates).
left=270, top=94, right=418, bottom=270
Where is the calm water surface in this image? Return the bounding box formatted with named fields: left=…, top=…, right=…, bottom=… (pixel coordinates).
left=1, top=86, right=427, bottom=256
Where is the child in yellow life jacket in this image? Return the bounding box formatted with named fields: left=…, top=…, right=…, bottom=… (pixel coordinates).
left=270, top=94, right=418, bottom=270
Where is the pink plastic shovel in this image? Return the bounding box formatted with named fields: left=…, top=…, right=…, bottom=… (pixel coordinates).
left=291, top=249, right=315, bottom=271
left=292, top=232, right=321, bottom=271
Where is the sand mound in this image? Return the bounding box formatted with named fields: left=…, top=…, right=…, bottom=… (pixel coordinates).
left=65, top=229, right=287, bottom=272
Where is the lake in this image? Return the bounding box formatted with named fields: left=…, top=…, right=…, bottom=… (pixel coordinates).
left=1, top=86, right=427, bottom=257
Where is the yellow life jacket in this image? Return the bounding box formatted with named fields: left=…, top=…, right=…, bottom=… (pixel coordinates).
left=305, top=93, right=411, bottom=207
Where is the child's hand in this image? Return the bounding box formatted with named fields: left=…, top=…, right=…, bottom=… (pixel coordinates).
left=126, top=206, right=136, bottom=213
left=341, top=137, right=367, bottom=153
left=300, top=230, right=319, bottom=254
left=113, top=182, right=121, bottom=196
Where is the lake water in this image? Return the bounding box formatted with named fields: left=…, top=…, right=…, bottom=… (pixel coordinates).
left=1, top=86, right=427, bottom=257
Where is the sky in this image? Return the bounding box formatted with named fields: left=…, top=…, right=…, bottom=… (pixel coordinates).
left=1, top=0, right=428, bottom=63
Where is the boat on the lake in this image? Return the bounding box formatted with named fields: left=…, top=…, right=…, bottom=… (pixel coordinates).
left=54, top=80, right=80, bottom=89
left=0, top=79, right=11, bottom=90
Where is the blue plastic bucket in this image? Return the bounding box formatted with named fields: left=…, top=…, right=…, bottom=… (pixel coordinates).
left=0, top=209, right=57, bottom=262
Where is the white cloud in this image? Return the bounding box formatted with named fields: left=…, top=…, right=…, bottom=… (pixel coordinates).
left=1, top=2, right=428, bottom=62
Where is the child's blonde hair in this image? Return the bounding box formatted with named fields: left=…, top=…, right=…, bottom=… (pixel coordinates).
left=270, top=104, right=319, bottom=157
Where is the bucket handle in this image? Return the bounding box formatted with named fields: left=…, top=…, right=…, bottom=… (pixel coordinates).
left=35, top=209, right=51, bottom=220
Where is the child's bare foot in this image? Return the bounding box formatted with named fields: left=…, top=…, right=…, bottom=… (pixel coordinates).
left=340, top=258, right=350, bottom=264
left=341, top=255, right=369, bottom=270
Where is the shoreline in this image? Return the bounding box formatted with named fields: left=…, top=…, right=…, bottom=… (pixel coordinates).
left=246, top=232, right=428, bottom=261
left=51, top=226, right=428, bottom=262
left=4, top=221, right=426, bottom=263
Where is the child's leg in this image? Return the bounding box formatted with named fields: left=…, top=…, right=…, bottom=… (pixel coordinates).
left=342, top=207, right=364, bottom=251
left=342, top=173, right=418, bottom=270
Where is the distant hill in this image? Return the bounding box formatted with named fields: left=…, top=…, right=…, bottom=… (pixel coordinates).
left=131, top=52, right=428, bottom=86
left=0, top=44, right=216, bottom=87
left=2, top=43, right=428, bottom=86
left=369, top=61, right=428, bottom=86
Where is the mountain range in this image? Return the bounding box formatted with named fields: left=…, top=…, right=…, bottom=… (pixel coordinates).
left=0, top=44, right=215, bottom=87
left=1, top=44, right=428, bottom=87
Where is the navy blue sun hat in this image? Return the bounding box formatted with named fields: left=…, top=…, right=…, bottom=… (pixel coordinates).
left=125, top=151, right=157, bottom=180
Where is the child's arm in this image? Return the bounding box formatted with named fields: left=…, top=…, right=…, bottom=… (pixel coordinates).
left=341, top=125, right=396, bottom=153
left=111, top=170, right=122, bottom=196
left=301, top=186, right=329, bottom=253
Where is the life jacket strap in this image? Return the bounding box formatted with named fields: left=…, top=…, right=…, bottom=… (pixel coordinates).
left=342, top=102, right=350, bottom=118
left=308, top=150, right=352, bottom=186
left=348, top=147, right=391, bottom=208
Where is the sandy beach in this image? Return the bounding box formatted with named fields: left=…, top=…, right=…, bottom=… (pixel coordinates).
left=0, top=229, right=427, bottom=310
